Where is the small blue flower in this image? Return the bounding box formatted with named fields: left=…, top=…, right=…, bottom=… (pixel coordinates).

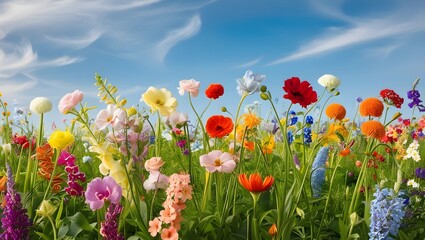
left=304, top=127, right=312, bottom=144
left=306, top=115, right=314, bottom=125
left=287, top=131, right=294, bottom=145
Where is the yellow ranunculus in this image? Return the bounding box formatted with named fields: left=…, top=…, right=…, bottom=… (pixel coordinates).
left=48, top=130, right=75, bottom=150
left=261, top=134, right=275, bottom=154
left=140, top=87, right=177, bottom=116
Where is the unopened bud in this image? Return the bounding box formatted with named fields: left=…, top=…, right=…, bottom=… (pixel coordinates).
left=260, top=85, right=267, bottom=92
left=221, top=107, right=227, bottom=112
left=260, top=92, right=269, bottom=100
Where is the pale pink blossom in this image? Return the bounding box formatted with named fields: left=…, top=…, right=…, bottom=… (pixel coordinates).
left=159, top=207, right=177, bottom=224
left=145, top=157, right=165, bottom=172
left=178, top=79, right=200, bottom=97
left=148, top=217, right=162, bottom=237
left=165, top=111, right=188, bottom=128
left=95, top=105, right=127, bottom=130
left=58, top=90, right=84, bottom=114
left=143, top=171, right=169, bottom=191
left=199, top=150, right=236, bottom=173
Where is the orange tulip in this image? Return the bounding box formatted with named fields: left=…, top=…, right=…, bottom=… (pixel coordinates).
left=238, top=173, right=274, bottom=193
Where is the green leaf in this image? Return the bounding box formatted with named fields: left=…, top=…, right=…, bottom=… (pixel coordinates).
left=62, top=212, right=94, bottom=237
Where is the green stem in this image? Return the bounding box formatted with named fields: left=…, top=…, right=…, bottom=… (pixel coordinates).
left=47, top=216, right=57, bottom=240
left=188, top=94, right=210, bottom=152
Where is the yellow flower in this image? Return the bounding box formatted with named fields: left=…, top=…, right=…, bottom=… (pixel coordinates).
left=319, top=123, right=348, bottom=144
left=36, top=200, right=57, bottom=218
left=141, top=87, right=177, bottom=116
left=48, top=130, right=75, bottom=150
left=242, top=112, right=261, bottom=129
left=261, top=134, right=275, bottom=154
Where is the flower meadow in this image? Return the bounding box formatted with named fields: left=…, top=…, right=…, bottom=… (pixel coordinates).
left=0, top=72, right=425, bottom=240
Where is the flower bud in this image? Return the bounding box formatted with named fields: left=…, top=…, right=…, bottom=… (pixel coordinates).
left=260, top=85, right=267, bottom=92
left=350, top=212, right=359, bottom=226
left=36, top=200, right=57, bottom=218
left=260, top=92, right=269, bottom=100
left=268, top=223, right=277, bottom=237
left=221, top=107, right=227, bottom=112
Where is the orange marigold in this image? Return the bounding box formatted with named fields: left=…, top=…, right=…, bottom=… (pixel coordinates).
left=325, top=103, right=346, bottom=120
left=359, top=98, right=384, bottom=117
left=361, top=120, right=386, bottom=140
left=242, top=112, right=261, bottom=129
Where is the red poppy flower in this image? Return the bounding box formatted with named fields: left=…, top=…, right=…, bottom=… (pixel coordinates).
left=206, top=115, right=234, bottom=138
left=205, top=84, right=224, bottom=99
left=238, top=173, right=274, bottom=193
left=380, top=89, right=404, bottom=108
left=283, top=77, right=318, bottom=108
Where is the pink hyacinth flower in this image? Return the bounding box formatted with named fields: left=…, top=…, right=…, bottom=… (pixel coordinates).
left=199, top=150, right=236, bottom=173
left=85, top=176, right=122, bottom=211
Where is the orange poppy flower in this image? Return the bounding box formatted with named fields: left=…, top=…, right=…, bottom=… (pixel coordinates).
left=242, top=112, right=261, bottom=129
left=243, top=140, right=255, bottom=151
left=339, top=148, right=351, bottom=157
left=361, top=120, right=386, bottom=140
left=238, top=173, right=274, bottom=193
left=359, top=98, right=384, bottom=117
left=325, top=103, right=346, bottom=120
left=206, top=115, right=234, bottom=138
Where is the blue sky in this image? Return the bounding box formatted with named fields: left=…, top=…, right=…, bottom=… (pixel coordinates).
left=1, top=0, right=425, bottom=129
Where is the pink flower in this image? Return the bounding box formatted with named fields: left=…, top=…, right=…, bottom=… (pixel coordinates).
left=148, top=217, right=162, bottom=237
left=57, top=150, right=75, bottom=166
left=144, top=157, right=165, bottom=172
left=199, top=150, right=236, bottom=173
left=160, top=227, right=179, bottom=240
left=143, top=171, right=169, bottom=191
left=95, top=105, right=127, bottom=130
left=85, top=176, right=122, bottom=210
left=165, top=111, right=188, bottom=128
left=159, top=206, right=177, bottom=224
left=58, top=90, right=84, bottom=114
left=178, top=79, right=200, bottom=97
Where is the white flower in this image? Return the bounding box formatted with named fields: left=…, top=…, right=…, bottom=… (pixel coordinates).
left=318, top=74, right=341, bottom=91
left=236, top=70, right=266, bottom=96
left=407, top=179, right=420, bottom=188
left=143, top=171, right=169, bottom=191
left=404, top=140, right=421, bottom=162
left=1, top=143, right=11, bottom=154
left=29, top=97, right=52, bottom=115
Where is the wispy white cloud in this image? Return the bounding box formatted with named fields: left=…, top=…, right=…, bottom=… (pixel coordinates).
left=2, top=77, right=37, bottom=94
left=267, top=2, right=425, bottom=66
left=44, top=30, right=103, bottom=49
left=0, top=42, right=37, bottom=78
left=234, top=57, right=262, bottom=69
left=367, top=43, right=403, bottom=58
left=155, top=15, right=202, bottom=62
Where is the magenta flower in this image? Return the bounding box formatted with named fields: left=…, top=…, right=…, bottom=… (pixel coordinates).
left=199, top=150, right=236, bottom=173
left=57, top=150, right=75, bottom=166
left=85, top=177, right=122, bottom=211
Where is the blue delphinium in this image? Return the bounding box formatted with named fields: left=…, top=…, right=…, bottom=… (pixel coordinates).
left=1, top=164, right=32, bottom=240
left=369, top=185, right=406, bottom=240
left=407, top=78, right=425, bottom=112
left=311, top=146, right=329, bottom=198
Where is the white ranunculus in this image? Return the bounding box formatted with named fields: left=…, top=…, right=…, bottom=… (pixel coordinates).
left=318, top=74, right=341, bottom=91
left=29, top=97, right=52, bottom=115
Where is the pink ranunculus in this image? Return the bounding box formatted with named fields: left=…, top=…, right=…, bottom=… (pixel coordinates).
left=145, top=157, right=165, bottom=172
left=199, top=150, right=236, bottom=173
left=85, top=176, right=122, bottom=211
left=178, top=79, right=200, bottom=97
left=143, top=171, right=169, bottom=191
left=58, top=90, right=84, bottom=114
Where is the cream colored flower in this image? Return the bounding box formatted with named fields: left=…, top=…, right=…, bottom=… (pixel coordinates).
left=29, top=97, right=52, bottom=115
left=407, top=179, right=420, bottom=188
left=141, top=87, right=177, bottom=116
left=1, top=143, right=11, bottom=154
left=318, top=74, right=341, bottom=91
left=404, top=140, right=421, bottom=162
left=36, top=200, right=57, bottom=218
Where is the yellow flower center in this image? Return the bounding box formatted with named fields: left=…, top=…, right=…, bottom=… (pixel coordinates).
left=214, top=159, right=222, bottom=166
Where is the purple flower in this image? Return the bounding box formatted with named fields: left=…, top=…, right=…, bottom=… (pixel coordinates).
left=57, top=150, right=75, bottom=166
left=100, top=203, right=124, bottom=240
left=407, top=90, right=425, bottom=112
left=356, top=97, right=363, bottom=103
left=416, top=168, right=425, bottom=179
left=1, top=164, right=32, bottom=240
left=60, top=151, right=86, bottom=197
left=85, top=177, right=122, bottom=211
